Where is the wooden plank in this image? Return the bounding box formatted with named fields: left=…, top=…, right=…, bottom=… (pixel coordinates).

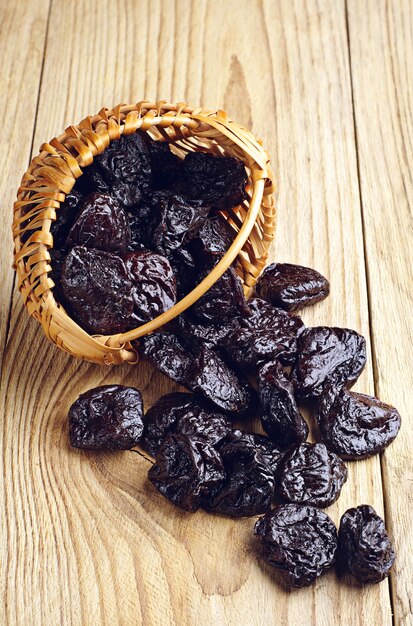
left=0, top=0, right=394, bottom=623
left=0, top=0, right=50, bottom=372
left=347, top=0, right=413, bottom=623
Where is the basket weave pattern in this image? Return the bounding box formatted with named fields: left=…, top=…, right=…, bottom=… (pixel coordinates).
left=12, top=101, right=276, bottom=365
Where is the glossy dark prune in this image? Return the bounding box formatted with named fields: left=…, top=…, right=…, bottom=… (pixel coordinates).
left=293, top=326, right=367, bottom=398
left=189, top=215, right=236, bottom=261
left=149, top=140, right=181, bottom=189
left=338, top=505, right=395, bottom=583
left=177, top=315, right=242, bottom=351
left=66, top=193, right=130, bottom=254
left=316, top=386, right=401, bottom=459
left=148, top=433, right=225, bottom=512
left=61, top=246, right=134, bottom=334
left=49, top=248, right=67, bottom=296
left=224, top=430, right=286, bottom=476
left=69, top=385, right=144, bottom=449
left=254, top=263, right=330, bottom=312
left=139, top=332, right=256, bottom=415
left=258, top=361, right=308, bottom=449
left=190, top=265, right=249, bottom=325
left=278, top=443, right=348, bottom=508
left=142, top=392, right=232, bottom=457
left=254, top=505, right=338, bottom=587
left=174, top=151, right=248, bottom=210
left=204, top=435, right=275, bottom=517
left=51, top=189, right=84, bottom=248
left=125, top=251, right=177, bottom=324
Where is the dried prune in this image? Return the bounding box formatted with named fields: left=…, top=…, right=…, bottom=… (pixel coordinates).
left=61, top=246, right=134, bottom=334
left=316, top=386, right=401, bottom=459
left=174, top=152, right=248, bottom=210
left=258, top=361, right=308, bottom=448
left=338, top=505, right=395, bottom=583
left=204, top=435, right=275, bottom=517
left=224, top=430, right=286, bottom=476
left=190, top=265, right=249, bottom=325
left=177, top=315, right=242, bottom=351
left=49, top=248, right=67, bottom=295
left=189, top=215, right=236, bottom=262
left=254, top=504, right=338, bottom=587
left=254, top=263, right=330, bottom=312
left=142, top=392, right=232, bottom=457
left=69, top=385, right=144, bottom=449
left=148, top=433, right=225, bottom=512
left=149, top=140, right=181, bottom=189
left=51, top=189, right=84, bottom=248
left=293, top=326, right=367, bottom=398
left=278, top=443, right=347, bottom=508
left=66, top=193, right=130, bottom=254
left=139, top=332, right=255, bottom=414
left=125, top=251, right=177, bottom=324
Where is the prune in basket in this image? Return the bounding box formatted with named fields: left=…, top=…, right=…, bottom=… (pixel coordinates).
left=125, top=251, right=177, bottom=324
left=142, top=392, right=232, bottom=457
left=316, top=385, right=401, bottom=460
left=293, top=326, right=367, bottom=398
left=278, top=443, right=348, bottom=508
left=254, top=263, right=330, bottom=312
left=189, top=215, right=236, bottom=262
left=254, top=504, right=338, bottom=587
left=204, top=433, right=275, bottom=517
left=338, top=505, right=395, bottom=583
left=174, top=151, right=248, bottom=210
left=66, top=192, right=130, bottom=254
left=139, top=332, right=255, bottom=414
left=149, top=140, right=181, bottom=189
left=189, top=265, right=249, bottom=325
left=225, top=430, right=286, bottom=476
left=69, top=385, right=144, bottom=449
left=61, top=246, right=134, bottom=334
left=258, top=361, right=308, bottom=449
left=148, top=433, right=225, bottom=512
left=51, top=189, right=84, bottom=249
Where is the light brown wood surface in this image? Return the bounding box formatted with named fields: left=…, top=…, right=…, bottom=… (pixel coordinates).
left=0, top=1, right=411, bottom=624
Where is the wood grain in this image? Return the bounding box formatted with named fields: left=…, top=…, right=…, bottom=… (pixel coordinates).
left=0, top=0, right=410, bottom=624
left=347, top=1, right=413, bottom=623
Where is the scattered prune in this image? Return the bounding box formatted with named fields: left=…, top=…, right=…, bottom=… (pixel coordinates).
left=254, top=263, right=330, bottom=312
left=61, top=246, right=134, bottom=334
left=174, top=152, right=248, bottom=210
left=278, top=443, right=347, bottom=508
left=258, top=361, right=308, bottom=448
left=51, top=189, right=84, bottom=248
left=189, top=215, right=236, bottom=262
left=316, top=385, right=401, bottom=459
left=224, top=430, right=286, bottom=476
left=148, top=433, right=225, bottom=512
left=338, top=505, right=395, bottom=583
left=254, top=504, right=338, bottom=587
left=204, top=434, right=275, bottom=517
left=190, top=265, right=249, bottom=325
left=125, top=251, right=177, bottom=324
left=149, top=140, right=181, bottom=188
left=293, top=326, right=367, bottom=398
left=66, top=193, right=130, bottom=254
left=176, top=314, right=241, bottom=351
left=142, top=392, right=232, bottom=457
left=139, top=332, right=255, bottom=414
left=69, top=385, right=144, bottom=449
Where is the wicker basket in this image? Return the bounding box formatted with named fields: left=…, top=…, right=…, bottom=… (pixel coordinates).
left=12, top=101, right=276, bottom=365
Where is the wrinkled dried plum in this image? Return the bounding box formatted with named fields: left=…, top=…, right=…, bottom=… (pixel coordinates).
left=149, top=140, right=181, bottom=189
left=224, top=430, right=286, bottom=476
left=139, top=332, right=255, bottom=414
left=142, top=392, right=232, bottom=457
left=66, top=193, right=130, bottom=254
left=254, top=263, right=330, bottom=312
left=49, top=248, right=67, bottom=295
left=254, top=504, right=338, bottom=587
left=51, top=189, right=84, bottom=248
left=338, top=505, right=395, bottom=583
left=293, top=326, right=367, bottom=398
left=148, top=433, right=225, bottom=512
left=61, top=246, right=134, bottom=334
left=278, top=443, right=347, bottom=508
left=189, top=215, right=236, bottom=261
left=177, top=314, right=241, bottom=351
left=174, top=152, right=248, bottom=210
left=125, top=251, right=177, bottom=324
left=190, top=265, right=249, bottom=325
left=258, top=361, right=308, bottom=448
left=69, top=385, right=144, bottom=449
left=317, top=386, right=401, bottom=459
left=204, top=434, right=275, bottom=517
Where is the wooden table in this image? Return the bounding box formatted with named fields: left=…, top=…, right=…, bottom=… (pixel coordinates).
left=1, top=1, right=412, bottom=624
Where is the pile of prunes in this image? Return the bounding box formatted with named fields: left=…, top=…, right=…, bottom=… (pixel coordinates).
left=54, top=132, right=400, bottom=588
